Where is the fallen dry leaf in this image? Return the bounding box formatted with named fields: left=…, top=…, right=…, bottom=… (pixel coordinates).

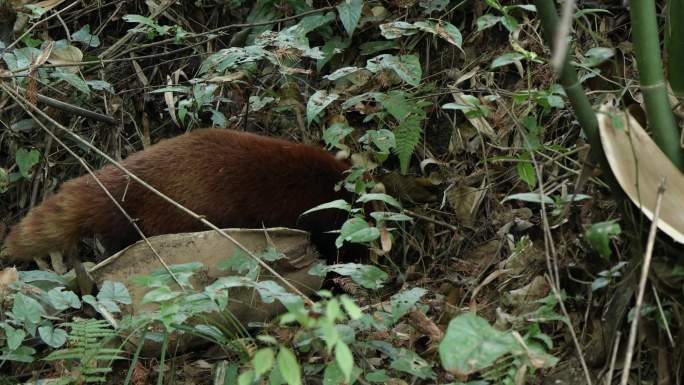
left=597, top=103, right=684, bottom=243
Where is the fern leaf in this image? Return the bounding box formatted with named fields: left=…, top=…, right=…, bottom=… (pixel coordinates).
left=394, top=115, right=423, bottom=174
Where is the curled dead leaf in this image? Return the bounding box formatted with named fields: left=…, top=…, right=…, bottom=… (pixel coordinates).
left=597, top=103, right=684, bottom=243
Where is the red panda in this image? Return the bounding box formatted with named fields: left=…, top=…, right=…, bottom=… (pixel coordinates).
left=1, top=129, right=358, bottom=265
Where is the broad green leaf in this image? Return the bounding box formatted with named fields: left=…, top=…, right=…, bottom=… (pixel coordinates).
left=414, top=21, right=462, bottom=47
left=301, top=199, right=352, bottom=216
left=277, top=347, right=302, bottom=385
left=194, top=324, right=225, bottom=341
left=591, top=277, right=610, bottom=291
left=15, top=148, right=40, bottom=178
left=370, top=211, right=413, bottom=222
left=439, top=313, right=518, bottom=375
left=365, top=369, right=387, bottom=383
left=581, top=47, right=614, bottom=68
left=2, top=47, right=41, bottom=75
left=2, top=325, right=26, bottom=350
left=379, top=22, right=418, bottom=39
left=141, top=286, right=181, bottom=304
left=356, top=193, right=402, bottom=209
left=335, top=341, right=354, bottom=382
left=359, top=40, right=399, bottom=56
left=122, top=14, right=156, bottom=27
left=0, top=346, right=36, bottom=363
left=324, top=66, right=363, bottom=81
left=585, top=220, right=621, bottom=258
left=340, top=295, right=362, bottom=319
left=476, top=14, right=501, bottom=31
left=19, top=270, right=66, bottom=285
left=322, top=263, right=388, bottom=289
left=72, top=25, right=100, bottom=47
left=254, top=348, right=275, bottom=378
left=366, top=54, right=422, bottom=86
left=51, top=69, right=90, bottom=94
left=359, top=129, right=395, bottom=154
left=560, top=194, right=592, bottom=203
left=318, top=36, right=350, bottom=71
left=500, top=14, right=519, bottom=31
left=376, top=91, right=410, bottom=121
left=238, top=370, right=254, bottom=385
left=502, top=192, right=554, bottom=205
left=390, top=348, right=435, bottom=379
left=210, top=109, right=227, bottom=128
left=46, top=287, right=81, bottom=311
left=86, top=80, right=114, bottom=93
left=516, top=161, right=536, bottom=190
left=491, top=52, right=525, bottom=69
left=323, top=122, right=354, bottom=149
left=336, top=218, right=380, bottom=248
left=390, top=288, right=427, bottom=322
left=336, top=0, right=363, bottom=36
left=218, top=249, right=258, bottom=279
left=249, top=96, right=275, bottom=111
left=38, top=325, right=67, bottom=348
left=307, top=90, right=339, bottom=124
left=254, top=281, right=301, bottom=307
left=98, top=281, right=132, bottom=305
left=12, top=293, right=44, bottom=324
left=419, top=0, right=450, bottom=14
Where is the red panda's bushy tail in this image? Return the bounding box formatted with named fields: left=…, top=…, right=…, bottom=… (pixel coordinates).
left=1, top=179, right=90, bottom=262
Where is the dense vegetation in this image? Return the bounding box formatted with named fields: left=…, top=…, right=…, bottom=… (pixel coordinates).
left=1, top=0, right=683, bottom=384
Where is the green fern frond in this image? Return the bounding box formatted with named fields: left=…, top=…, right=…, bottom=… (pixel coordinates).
left=394, top=114, right=423, bottom=174
left=44, top=319, right=126, bottom=383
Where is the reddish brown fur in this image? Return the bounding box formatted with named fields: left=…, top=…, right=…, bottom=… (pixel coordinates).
left=2, top=129, right=353, bottom=262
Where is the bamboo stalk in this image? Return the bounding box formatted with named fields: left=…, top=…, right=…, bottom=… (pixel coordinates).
left=534, top=0, right=618, bottom=192
left=666, top=0, right=684, bottom=97
left=630, top=0, right=684, bottom=170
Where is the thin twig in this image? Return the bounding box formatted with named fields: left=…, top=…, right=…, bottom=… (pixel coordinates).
left=402, top=209, right=461, bottom=232
left=32, top=88, right=118, bottom=124
left=651, top=284, right=674, bottom=347
left=551, top=0, right=576, bottom=71
left=605, top=331, right=621, bottom=385
left=1, top=82, right=314, bottom=306
left=619, top=178, right=666, bottom=385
